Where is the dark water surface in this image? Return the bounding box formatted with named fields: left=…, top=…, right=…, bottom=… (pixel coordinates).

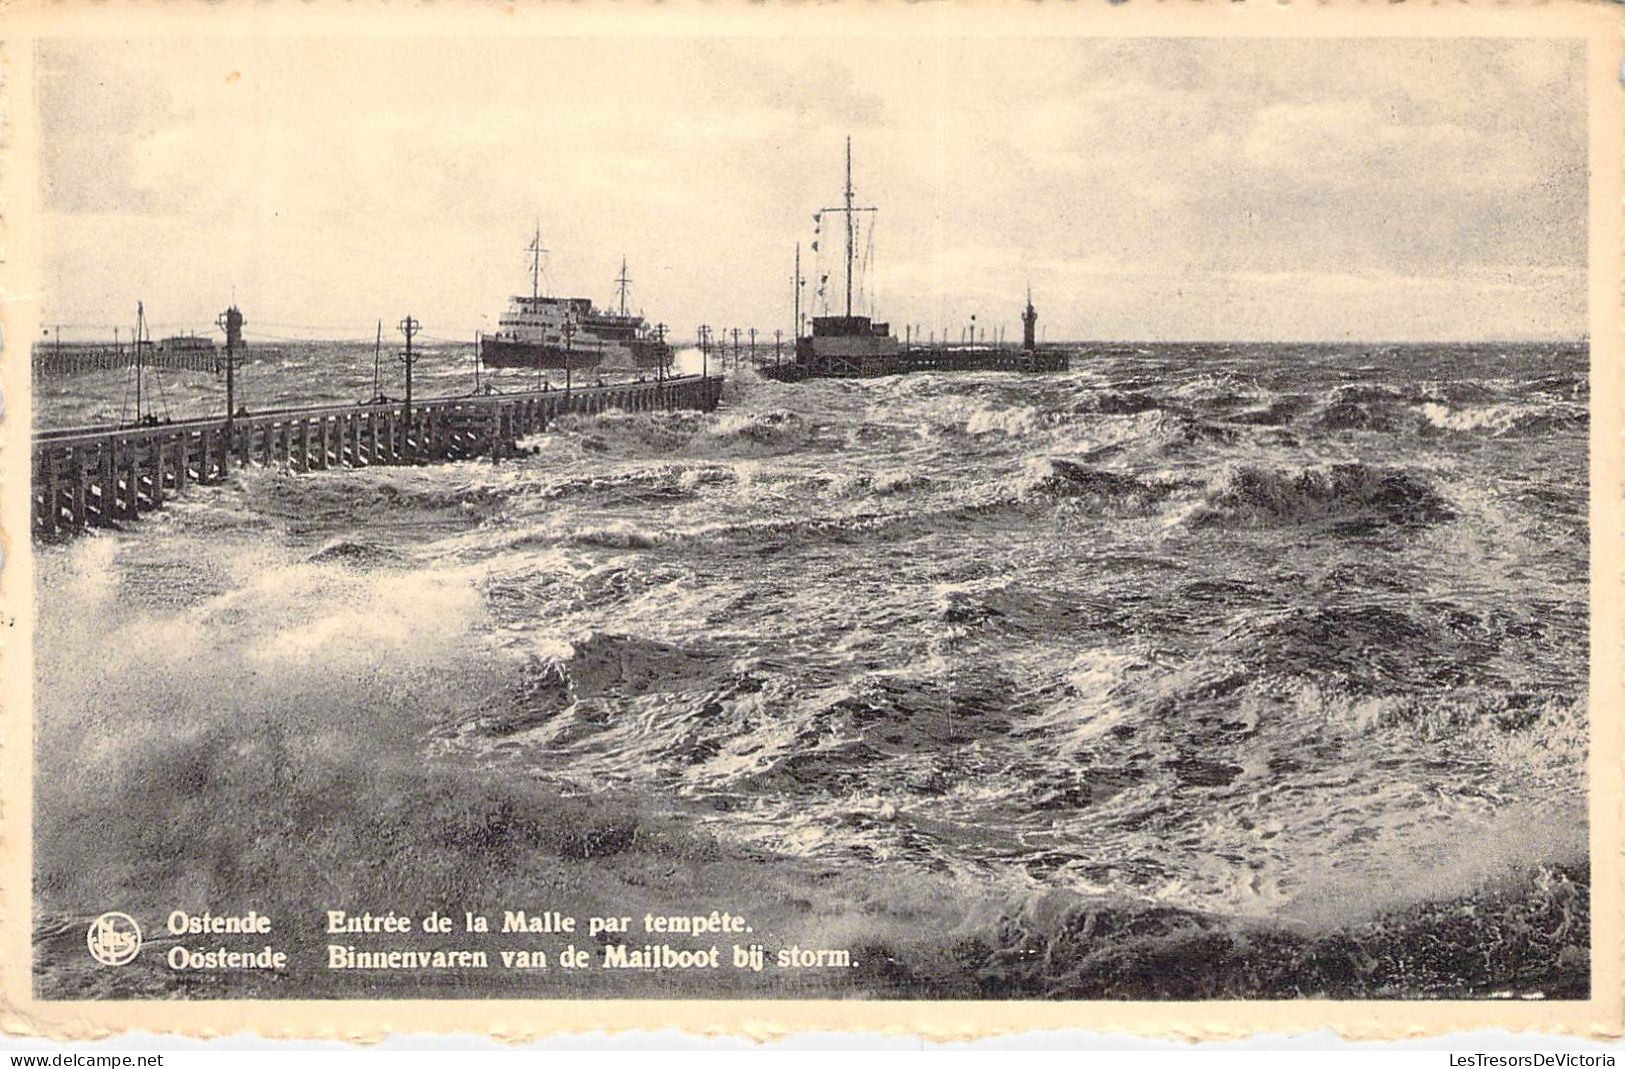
left=33, top=341, right=1589, bottom=997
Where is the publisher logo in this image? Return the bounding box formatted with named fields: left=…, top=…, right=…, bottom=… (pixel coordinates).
left=86, top=912, right=141, bottom=966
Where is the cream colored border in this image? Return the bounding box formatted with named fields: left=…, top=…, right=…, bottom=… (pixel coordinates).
left=0, top=0, right=1620, bottom=1043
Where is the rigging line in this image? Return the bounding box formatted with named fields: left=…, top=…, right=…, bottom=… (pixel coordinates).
left=149, top=354, right=173, bottom=421
left=249, top=318, right=392, bottom=332
left=118, top=351, right=134, bottom=426
left=239, top=330, right=376, bottom=345
left=122, top=310, right=145, bottom=425
left=862, top=217, right=876, bottom=317
left=239, top=327, right=376, bottom=340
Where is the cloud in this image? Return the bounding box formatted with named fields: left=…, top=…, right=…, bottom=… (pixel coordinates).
left=37, top=35, right=1586, bottom=342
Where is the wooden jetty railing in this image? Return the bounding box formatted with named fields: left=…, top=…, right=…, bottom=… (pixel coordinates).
left=32, top=343, right=219, bottom=378
left=898, top=348, right=1069, bottom=374
left=758, top=347, right=1069, bottom=382
left=32, top=375, right=724, bottom=539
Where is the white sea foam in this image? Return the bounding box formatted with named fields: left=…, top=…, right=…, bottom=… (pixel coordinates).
left=33, top=339, right=1591, bottom=961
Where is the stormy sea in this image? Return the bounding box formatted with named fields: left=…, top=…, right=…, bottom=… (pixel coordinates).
left=33, top=340, right=1589, bottom=1000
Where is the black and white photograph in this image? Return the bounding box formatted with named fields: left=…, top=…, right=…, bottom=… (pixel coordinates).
left=8, top=3, right=1619, bottom=1038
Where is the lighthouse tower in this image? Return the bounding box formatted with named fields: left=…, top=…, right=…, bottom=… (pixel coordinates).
left=1021, top=286, right=1038, bottom=353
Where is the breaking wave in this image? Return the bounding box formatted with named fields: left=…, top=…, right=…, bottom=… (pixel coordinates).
left=698, top=409, right=818, bottom=454
left=1418, top=401, right=1588, bottom=438
left=530, top=464, right=735, bottom=504
left=1017, top=457, right=1173, bottom=510
left=1189, top=462, right=1454, bottom=529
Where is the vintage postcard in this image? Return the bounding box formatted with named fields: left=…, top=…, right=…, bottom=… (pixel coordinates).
left=1, top=0, right=1620, bottom=1044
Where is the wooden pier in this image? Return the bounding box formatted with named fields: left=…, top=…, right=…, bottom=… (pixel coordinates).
left=31, top=375, right=724, bottom=539
left=32, top=342, right=219, bottom=378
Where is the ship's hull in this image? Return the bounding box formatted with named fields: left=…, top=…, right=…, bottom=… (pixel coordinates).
left=479, top=337, right=603, bottom=370
left=479, top=335, right=673, bottom=372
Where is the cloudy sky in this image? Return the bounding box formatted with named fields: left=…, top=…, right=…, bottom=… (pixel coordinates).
left=37, top=33, right=1586, bottom=343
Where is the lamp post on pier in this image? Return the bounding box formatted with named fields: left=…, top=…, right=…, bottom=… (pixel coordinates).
left=216, top=305, right=244, bottom=473
left=563, top=320, right=574, bottom=397
left=655, top=322, right=668, bottom=389
left=398, top=314, right=419, bottom=461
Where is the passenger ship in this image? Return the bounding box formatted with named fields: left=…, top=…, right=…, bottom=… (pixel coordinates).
left=478, top=228, right=673, bottom=373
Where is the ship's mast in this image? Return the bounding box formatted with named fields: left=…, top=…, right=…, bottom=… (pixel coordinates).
left=844, top=137, right=854, bottom=318
left=134, top=302, right=144, bottom=422
left=821, top=136, right=877, bottom=321
left=528, top=222, right=547, bottom=302
left=615, top=257, right=631, bottom=317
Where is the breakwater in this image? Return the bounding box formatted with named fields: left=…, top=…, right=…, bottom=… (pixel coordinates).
left=31, top=374, right=724, bottom=538
left=757, top=346, right=1069, bottom=381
